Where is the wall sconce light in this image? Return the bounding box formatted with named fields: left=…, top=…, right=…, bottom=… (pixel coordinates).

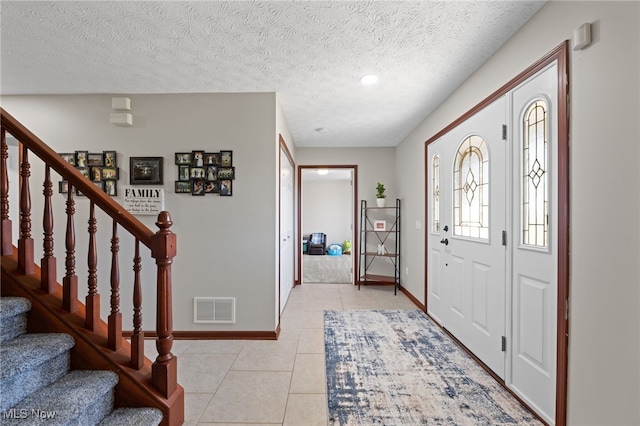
left=572, top=23, right=592, bottom=50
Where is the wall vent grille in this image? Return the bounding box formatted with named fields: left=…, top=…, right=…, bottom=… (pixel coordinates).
left=193, top=297, right=235, bottom=323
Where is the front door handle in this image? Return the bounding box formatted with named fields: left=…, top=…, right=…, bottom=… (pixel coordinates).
left=440, top=238, right=449, bottom=246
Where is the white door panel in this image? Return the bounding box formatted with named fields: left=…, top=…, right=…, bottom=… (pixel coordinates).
left=509, top=62, right=558, bottom=424
left=279, top=147, right=294, bottom=315
left=429, top=97, right=507, bottom=378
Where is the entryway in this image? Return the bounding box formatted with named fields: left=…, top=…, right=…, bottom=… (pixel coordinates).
left=298, top=165, right=358, bottom=285
left=426, top=43, right=569, bottom=426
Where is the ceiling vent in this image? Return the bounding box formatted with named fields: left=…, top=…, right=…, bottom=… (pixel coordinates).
left=193, top=297, right=235, bottom=323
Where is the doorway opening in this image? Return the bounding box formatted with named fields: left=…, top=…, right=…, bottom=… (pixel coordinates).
left=298, top=165, right=358, bottom=285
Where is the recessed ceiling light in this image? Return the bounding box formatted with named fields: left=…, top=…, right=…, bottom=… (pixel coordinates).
left=316, top=169, right=329, bottom=175
left=360, top=74, right=378, bottom=85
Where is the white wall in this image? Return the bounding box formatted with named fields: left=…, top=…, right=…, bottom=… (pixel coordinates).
left=395, top=1, right=640, bottom=424
left=302, top=179, right=352, bottom=245
left=2, top=93, right=280, bottom=332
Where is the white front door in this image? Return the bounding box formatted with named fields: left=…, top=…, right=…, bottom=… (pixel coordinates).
left=427, top=62, right=560, bottom=424
left=507, top=62, right=558, bottom=425
left=429, top=97, right=507, bottom=378
left=279, top=146, right=294, bottom=314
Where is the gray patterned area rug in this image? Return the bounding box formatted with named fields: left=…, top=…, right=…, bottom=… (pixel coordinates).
left=324, top=310, right=542, bottom=425
left=303, top=254, right=352, bottom=283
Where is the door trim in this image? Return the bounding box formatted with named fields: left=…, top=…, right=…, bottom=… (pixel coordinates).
left=278, top=134, right=295, bottom=320
left=423, top=41, right=569, bottom=425
left=297, top=165, right=358, bottom=286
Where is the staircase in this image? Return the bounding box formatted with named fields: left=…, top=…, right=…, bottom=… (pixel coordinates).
left=1, top=297, right=163, bottom=425
left=1, top=108, right=184, bottom=425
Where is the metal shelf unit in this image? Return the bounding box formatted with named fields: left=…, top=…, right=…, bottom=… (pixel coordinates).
left=358, top=198, right=401, bottom=294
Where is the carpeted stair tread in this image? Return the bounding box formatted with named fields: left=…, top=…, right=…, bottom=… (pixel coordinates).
left=98, top=407, right=163, bottom=426
left=0, top=297, right=31, bottom=342
left=0, top=297, right=31, bottom=319
left=4, top=370, right=119, bottom=426
left=0, top=333, right=74, bottom=380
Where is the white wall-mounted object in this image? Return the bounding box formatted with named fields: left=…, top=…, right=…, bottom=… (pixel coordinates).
left=111, top=97, right=131, bottom=111
left=572, top=23, right=592, bottom=50
left=109, top=112, right=132, bottom=126
left=193, top=297, right=236, bottom=323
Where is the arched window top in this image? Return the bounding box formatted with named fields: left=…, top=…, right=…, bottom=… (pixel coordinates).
left=522, top=99, right=549, bottom=248
left=453, top=135, right=489, bottom=239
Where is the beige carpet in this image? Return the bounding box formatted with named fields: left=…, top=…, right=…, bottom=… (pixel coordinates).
left=302, top=254, right=352, bottom=283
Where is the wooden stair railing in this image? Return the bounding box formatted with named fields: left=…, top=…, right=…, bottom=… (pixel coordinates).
left=0, top=108, right=183, bottom=426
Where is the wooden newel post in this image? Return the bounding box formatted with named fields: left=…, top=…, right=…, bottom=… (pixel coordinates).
left=151, top=211, right=177, bottom=398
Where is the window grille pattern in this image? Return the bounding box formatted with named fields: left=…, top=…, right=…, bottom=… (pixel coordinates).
left=432, top=154, right=440, bottom=232
left=454, top=135, right=489, bottom=239
left=522, top=100, right=548, bottom=247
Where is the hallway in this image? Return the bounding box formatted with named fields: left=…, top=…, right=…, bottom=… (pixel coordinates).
left=146, top=283, right=416, bottom=425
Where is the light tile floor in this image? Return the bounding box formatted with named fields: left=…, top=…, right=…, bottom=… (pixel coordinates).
left=145, top=283, right=417, bottom=425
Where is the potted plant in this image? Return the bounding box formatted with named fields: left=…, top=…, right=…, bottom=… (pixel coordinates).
left=376, top=182, right=386, bottom=207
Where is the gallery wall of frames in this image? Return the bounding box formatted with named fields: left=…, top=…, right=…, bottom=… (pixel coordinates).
left=174, top=150, right=234, bottom=196
left=58, top=150, right=119, bottom=196
left=58, top=149, right=235, bottom=198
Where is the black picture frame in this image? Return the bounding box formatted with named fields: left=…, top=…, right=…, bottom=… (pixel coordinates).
left=104, top=180, right=117, bottom=196
left=190, top=167, right=205, bottom=179
left=103, top=151, right=117, bottom=168
left=220, top=150, right=233, bottom=167
left=191, top=150, right=205, bottom=167
left=178, top=165, right=191, bottom=181
left=77, top=167, right=89, bottom=179
left=130, top=157, right=163, bottom=185
left=90, top=166, right=102, bottom=182
left=101, top=167, right=119, bottom=180
left=58, top=180, right=69, bottom=193
left=59, top=153, right=76, bottom=165
left=87, top=153, right=104, bottom=166
left=219, top=179, right=232, bottom=196
left=175, top=152, right=191, bottom=165
left=191, top=179, right=205, bottom=196
left=75, top=151, right=89, bottom=168
left=204, top=180, right=219, bottom=194
left=218, top=167, right=235, bottom=180
left=205, top=165, right=218, bottom=181
left=203, top=152, right=219, bottom=165
left=175, top=181, right=191, bottom=193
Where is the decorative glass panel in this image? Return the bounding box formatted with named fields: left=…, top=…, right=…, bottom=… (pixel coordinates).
left=453, top=135, right=489, bottom=239
left=522, top=100, right=548, bottom=247
left=432, top=154, right=440, bottom=232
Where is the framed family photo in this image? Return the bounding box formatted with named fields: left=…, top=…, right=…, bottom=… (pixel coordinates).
left=130, top=157, right=163, bottom=185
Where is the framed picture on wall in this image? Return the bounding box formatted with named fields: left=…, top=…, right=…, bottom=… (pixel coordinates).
left=191, top=179, right=205, bottom=196
left=130, top=157, right=163, bottom=185
left=175, top=152, right=191, bottom=165
left=59, top=153, right=76, bottom=165
left=75, top=151, right=88, bottom=167
left=220, top=150, right=232, bottom=167
left=219, top=179, right=232, bottom=196
left=178, top=165, right=190, bottom=181
left=103, top=151, right=117, bottom=167
left=87, top=153, right=104, bottom=166
left=218, top=167, right=234, bottom=180
left=175, top=181, right=191, bottom=193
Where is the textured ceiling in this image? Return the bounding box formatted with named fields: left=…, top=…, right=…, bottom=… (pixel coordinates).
left=0, top=1, right=545, bottom=148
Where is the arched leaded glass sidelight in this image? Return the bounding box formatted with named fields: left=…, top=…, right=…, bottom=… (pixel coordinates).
left=522, top=100, right=549, bottom=247
left=432, top=154, right=440, bottom=232
left=453, top=135, right=489, bottom=239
